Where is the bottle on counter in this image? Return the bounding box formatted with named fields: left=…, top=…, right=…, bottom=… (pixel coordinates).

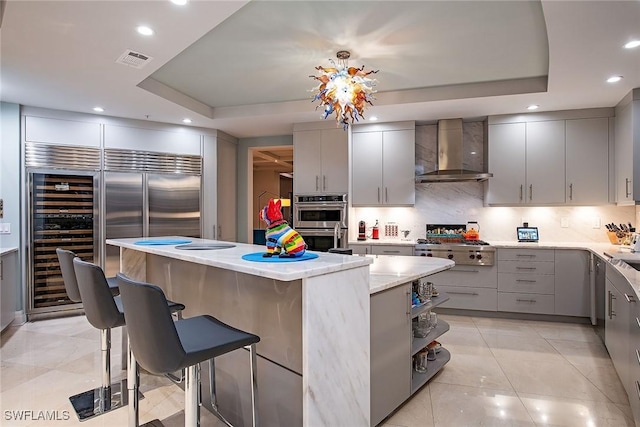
left=372, top=220, right=380, bottom=239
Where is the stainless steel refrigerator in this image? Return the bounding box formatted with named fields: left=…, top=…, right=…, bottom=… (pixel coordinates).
left=103, top=150, right=201, bottom=277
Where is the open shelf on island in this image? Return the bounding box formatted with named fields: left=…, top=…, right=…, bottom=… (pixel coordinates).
left=412, top=320, right=450, bottom=356
left=411, top=292, right=450, bottom=317
left=411, top=348, right=451, bottom=394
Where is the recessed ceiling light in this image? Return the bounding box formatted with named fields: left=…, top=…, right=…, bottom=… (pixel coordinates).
left=369, top=116, right=378, bottom=121
left=93, top=107, right=104, bottom=112
left=624, top=40, right=640, bottom=49
left=527, top=104, right=539, bottom=111
left=170, top=0, right=188, bottom=5
left=607, top=75, right=623, bottom=83
left=137, top=26, right=154, bottom=36
left=182, top=118, right=192, bottom=124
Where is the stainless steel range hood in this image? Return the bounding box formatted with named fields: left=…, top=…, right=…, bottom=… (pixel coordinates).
left=416, top=119, right=493, bottom=183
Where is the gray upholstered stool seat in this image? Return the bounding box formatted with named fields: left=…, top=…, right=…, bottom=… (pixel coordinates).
left=117, top=273, right=260, bottom=427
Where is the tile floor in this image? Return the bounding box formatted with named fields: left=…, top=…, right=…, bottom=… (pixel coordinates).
left=0, top=313, right=634, bottom=427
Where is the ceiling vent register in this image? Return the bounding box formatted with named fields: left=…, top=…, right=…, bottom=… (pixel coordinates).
left=115, top=49, right=153, bottom=69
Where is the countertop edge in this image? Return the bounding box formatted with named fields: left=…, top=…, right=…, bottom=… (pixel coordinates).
left=0, top=247, right=18, bottom=256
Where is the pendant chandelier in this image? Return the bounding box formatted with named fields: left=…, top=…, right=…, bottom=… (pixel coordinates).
left=310, top=50, right=378, bottom=129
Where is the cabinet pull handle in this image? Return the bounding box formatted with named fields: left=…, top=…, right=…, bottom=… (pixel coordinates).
left=608, top=291, right=616, bottom=319
left=516, top=267, right=537, bottom=270
left=569, top=183, right=573, bottom=200
left=529, top=184, right=533, bottom=201
left=516, top=298, right=537, bottom=303
left=385, top=187, right=388, bottom=203
left=448, top=291, right=479, bottom=296
left=0, top=260, right=3, bottom=281
left=315, top=176, right=319, bottom=191
left=218, top=225, right=222, bottom=240
left=383, top=250, right=400, bottom=254
left=406, top=290, right=412, bottom=316
left=636, top=380, right=640, bottom=400
left=636, top=317, right=640, bottom=329
left=323, top=175, right=327, bottom=191
left=377, top=187, right=381, bottom=203
left=625, top=293, right=636, bottom=303
left=626, top=178, right=631, bottom=198
left=516, top=279, right=537, bottom=283
left=636, top=349, right=640, bottom=366
left=519, top=184, right=523, bottom=201
left=516, top=254, right=536, bottom=257
left=213, top=225, right=217, bottom=239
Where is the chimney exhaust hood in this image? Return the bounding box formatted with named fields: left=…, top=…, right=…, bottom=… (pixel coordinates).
left=416, top=118, right=493, bottom=183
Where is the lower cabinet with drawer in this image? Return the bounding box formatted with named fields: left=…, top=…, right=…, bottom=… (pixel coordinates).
left=497, top=249, right=555, bottom=314
left=430, top=264, right=498, bottom=311
left=370, top=245, right=414, bottom=256
left=630, top=302, right=640, bottom=425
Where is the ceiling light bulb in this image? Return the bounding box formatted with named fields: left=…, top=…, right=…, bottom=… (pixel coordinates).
left=607, top=75, right=623, bottom=83
left=527, top=104, right=539, bottom=110
left=182, top=118, right=192, bottom=124
left=624, top=40, right=640, bottom=49
left=171, top=0, right=188, bottom=4
left=137, top=26, right=154, bottom=36
left=93, top=107, right=104, bottom=112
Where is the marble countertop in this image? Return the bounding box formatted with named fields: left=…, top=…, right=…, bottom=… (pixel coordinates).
left=367, top=255, right=454, bottom=294
left=0, top=247, right=18, bottom=256
left=107, top=237, right=372, bottom=282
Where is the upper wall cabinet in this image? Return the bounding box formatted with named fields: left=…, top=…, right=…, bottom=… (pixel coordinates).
left=486, top=114, right=610, bottom=206
left=614, top=90, right=640, bottom=205
left=293, top=126, right=348, bottom=195
left=25, top=116, right=101, bottom=147
left=566, top=118, right=609, bottom=205
left=351, top=122, right=415, bottom=206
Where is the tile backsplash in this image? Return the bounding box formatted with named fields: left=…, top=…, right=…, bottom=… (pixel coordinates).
left=350, top=122, right=635, bottom=243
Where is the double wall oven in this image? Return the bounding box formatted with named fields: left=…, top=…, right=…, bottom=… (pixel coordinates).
left=293, top=194, right=348, bottom=252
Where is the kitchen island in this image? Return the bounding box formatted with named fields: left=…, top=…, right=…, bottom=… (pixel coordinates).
left=107, top=237, right=453, bottom=427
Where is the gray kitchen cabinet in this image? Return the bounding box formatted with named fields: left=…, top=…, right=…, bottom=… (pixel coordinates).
left=349, top=244, right=371, bottom=255
left=605, top=265, right=634, bottom=396
left=370, top=245, right=414, bottom=256
left=293, top=127, right=348, bottom=195
left=1, top=250, right=18, bottom=331
left=615, top=99, right=634, bottom=204
left=554, top=250, right=590, bottom=317
left=370, top=283, right=451, bottom=426
left=487, top=121, right=565, bottom=205
left=352, top=122, right=415, bottom=206
left=497, top=248, right=555, bottom=314
left=565, top=118, right=609, bottom=205
left=629, top=301, right=640, bottom=424
left=431, top=264, right=498, bottom=311
left=370, top=283, right=411, bottom=426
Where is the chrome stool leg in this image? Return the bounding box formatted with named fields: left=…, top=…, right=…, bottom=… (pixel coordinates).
left=69, top=328, right=126, bottom=421
left=128, top=336, right=139, bottom=427
left=249, top=344, right=259, bottom=427
left=185, top=364, right=200, bottom=427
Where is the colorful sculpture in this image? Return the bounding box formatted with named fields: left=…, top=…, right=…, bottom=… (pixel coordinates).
left=259, top=199, right=306, bottom=258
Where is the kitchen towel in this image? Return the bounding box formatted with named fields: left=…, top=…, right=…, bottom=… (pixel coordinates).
left=241, top=252, right=319, bottom=262
left=134, top=239, right=192, bottom=246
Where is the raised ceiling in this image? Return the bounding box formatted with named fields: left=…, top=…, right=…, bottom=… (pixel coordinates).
left=1, top=1, right=639, bottom=138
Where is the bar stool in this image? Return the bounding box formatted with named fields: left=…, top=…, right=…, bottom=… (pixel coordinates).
left=116, top=272, right=261, bottom=427
left=70, top=257, right=185, bottom=423
left=57, top=248, right=119, bottom=298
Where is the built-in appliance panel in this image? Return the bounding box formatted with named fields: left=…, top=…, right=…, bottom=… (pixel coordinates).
left=498, top=248, right=555, bottom=262
left=25, top=116, right=101, bottom=147
left=28, top=171, right=98, bottom=313
left=148, top=174, right=201, bottom=238
left=498, top=261, right=555, bottom=275
left=103, top=124, right=201, bottom=155
left=429, top=265, right=497, bottom=289
left=436, top=286, right=497, bottom=311
left=104, top=172, right=144, bottom=277
left=497, top=273, right=555, bottom=294
left=498, top=292, right=555, bottom=314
